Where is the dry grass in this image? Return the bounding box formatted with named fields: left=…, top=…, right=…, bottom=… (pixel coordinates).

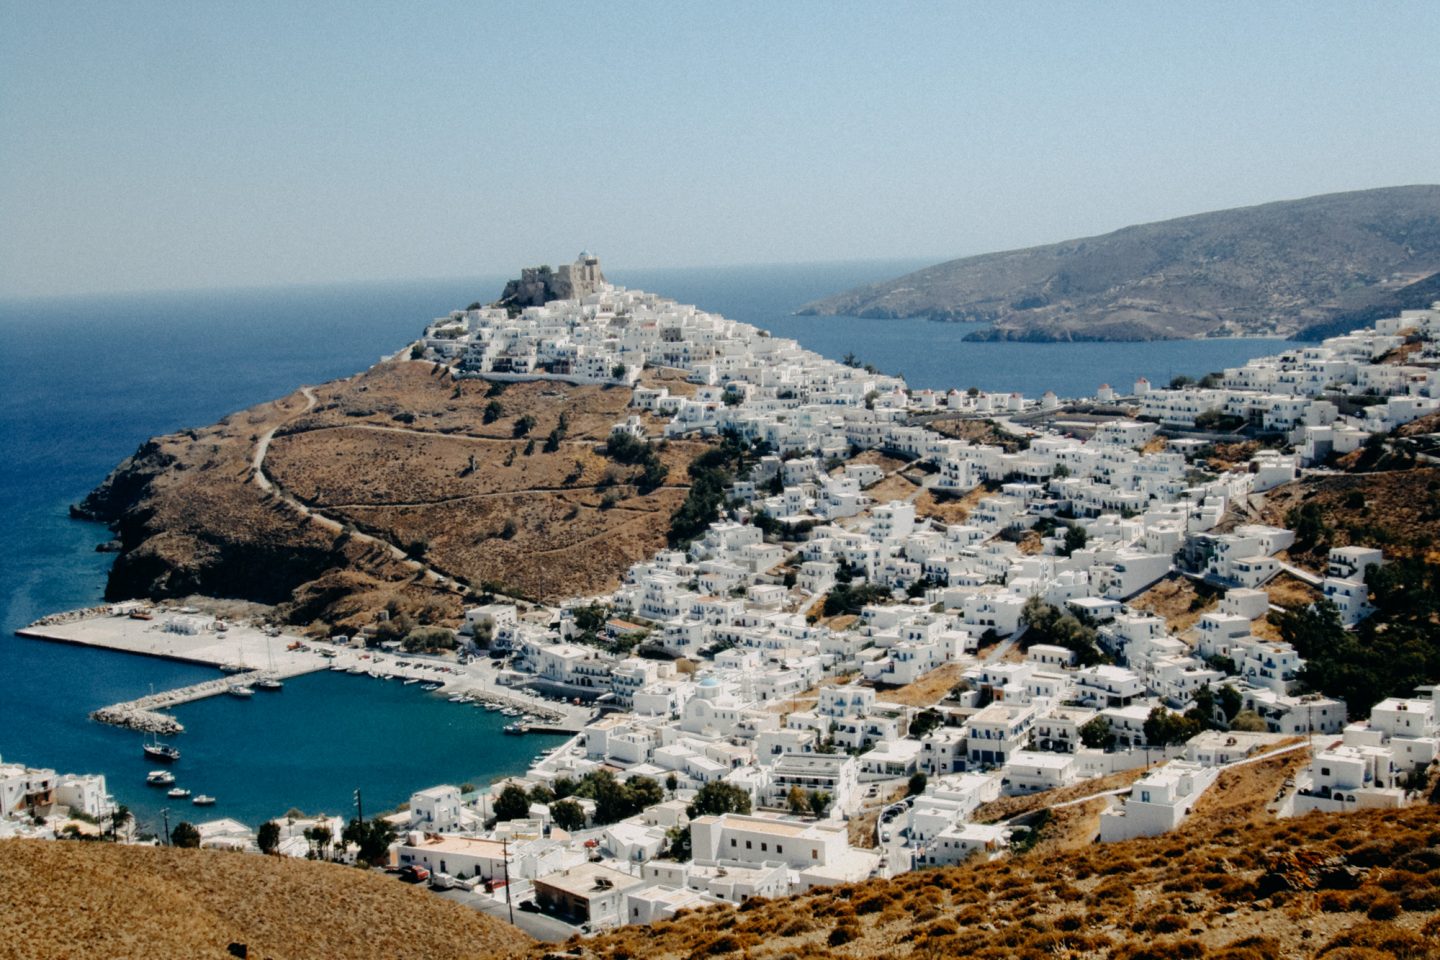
left=0, top=839, right=530, bottom=960
left=873, top=661, right=970, bottom=708
left=83, top=360, right=722, bottom=626
left=556, top=789, right=1440, bottom=960
left=1267, top=572, right=1321, bottom=612
left=1131, top=575, right=1221, bottom=637
left=1258, top=466, right=1440, bottom=565
left=914, top=484, right=988, bottom=524
left=863, top=473, right=920, bottom=504
left=972, top=767, right=1152, bottom=824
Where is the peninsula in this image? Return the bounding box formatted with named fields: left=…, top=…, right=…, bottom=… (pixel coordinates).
left=799, top=185, right=1440, bottom=341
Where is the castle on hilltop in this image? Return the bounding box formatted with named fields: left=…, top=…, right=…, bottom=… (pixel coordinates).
left=499, top=252, right=607, bottom=310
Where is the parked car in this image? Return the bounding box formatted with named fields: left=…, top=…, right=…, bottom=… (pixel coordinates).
left=398, top=865, right=430, bottom=884
left=519, top=900, right=541, bottom=913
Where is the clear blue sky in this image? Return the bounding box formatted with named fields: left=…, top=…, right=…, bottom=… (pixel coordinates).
left=3, top=1, right=1438, bottom=297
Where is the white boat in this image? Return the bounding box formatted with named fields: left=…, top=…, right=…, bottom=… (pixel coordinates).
left=254, top=676, right=283, bottom=691
left=346, top=665, right=365, bottom=674
left=192, top=794, right=216, bottom=806
left=146, top=770, right=175, bottom=787
left=329, top=663, right=347, bottom=672
left=227, top=685, right=254, bottom=698
left=501, top=707, right=521, bottom=717
left=484, top=703, right=503, bottom=712
left=403, top=677, right=420, bottom=685
left=143, top=736, right=180, bottom=763
left=448, top=694, right=466, bottom=703
left=167, top=787, right=191, bottom=798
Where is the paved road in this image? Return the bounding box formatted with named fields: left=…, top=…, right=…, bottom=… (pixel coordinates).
left=436, top=887, right=578, bottom=941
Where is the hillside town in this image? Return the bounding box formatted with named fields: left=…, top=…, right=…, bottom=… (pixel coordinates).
left=9, top=257, right=1440, bottom=936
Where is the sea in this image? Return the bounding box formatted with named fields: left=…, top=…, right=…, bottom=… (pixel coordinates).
left=0, top=260, right=1303, bottom=832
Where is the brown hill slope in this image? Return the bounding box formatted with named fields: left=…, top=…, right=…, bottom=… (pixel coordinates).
left=0, top=838, right=530, bottom=960
left=75, top=359, right=708, bottom=631
left=800, top=185, right=1440, bottom=341
left=558, top=752, right=1440, bottom=960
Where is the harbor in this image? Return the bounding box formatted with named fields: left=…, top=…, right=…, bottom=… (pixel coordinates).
left=18, top=604, right=597, bottom=735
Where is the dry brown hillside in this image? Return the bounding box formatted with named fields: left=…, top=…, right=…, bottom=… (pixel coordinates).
left=0, top=839, right=530, bottom=960
left=1258, top=466, right=1440, bottom=568
left=76, top=360, right=713, bottom=631
left=557, top=752, right=1440, bottom=960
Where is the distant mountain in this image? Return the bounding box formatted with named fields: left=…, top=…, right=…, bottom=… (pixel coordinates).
left=800, top=186, right=1440, bottom=341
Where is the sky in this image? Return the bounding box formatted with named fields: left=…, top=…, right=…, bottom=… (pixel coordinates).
left=2, top=1, right=1439, bottom=298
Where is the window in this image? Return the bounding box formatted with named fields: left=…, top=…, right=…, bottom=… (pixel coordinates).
left=776, top=845, right=783, bottom=854
left=761, top=842, right=767, bottom=852
left=746, top=840, right=752, bottom=849
left=730, top=838, right=737, bottom=847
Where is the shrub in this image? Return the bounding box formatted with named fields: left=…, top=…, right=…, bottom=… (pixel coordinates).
left=1366, top=893, right=1402, bottom=920
left=827, top=923, right=860, bottom=947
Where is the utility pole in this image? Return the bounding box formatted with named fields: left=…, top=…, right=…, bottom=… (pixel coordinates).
left=354, top=788, right=363, bottom=824
left=502, top=837, right=514, bottom=925
left=161, top=808, right=171, bottom=846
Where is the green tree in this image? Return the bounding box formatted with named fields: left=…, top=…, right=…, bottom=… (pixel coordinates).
left=1062, top=524, right=1088, bottom=557
left=906, top=772, right=928, bottom=797
left=483, top=399, right=504, bottom=424
left=1230, top=710, right=1269, bottom=732
left=909, top=709, right=944, bottom=739
left=304, top=824, right=333, bottom=859
left=1143, top=706, right=1203, bottom=747
left=1217, top=685, right=1244, bottom=723
left=342, top=817, right=398, bottom=867
left=665, top=825, right=692, bottom=861
left=529, top=784, right=556, bottom=805
left=493, top=784, right=532, bottom=822
left=687, top=781, right=752, bottom=818
left=1285, top=502, right=1329, bottom=552
left=787, top=785, right=810, bottom=815
left=1079, top=715, right=1115, bottom=750
left=513, top=414, right=537, bottom=438
left=552, top=776, right=578, bottom=800
left=108, top=804, right=132, bottom=840
left=170, top=821, right=201, bottom=849
left=257, top=820, right=281, bottom=855
left=665, top=772, right=679, bottom=795
left=549, top=799, right=586, bottom=832
left=807, top=791, right=831, bottom=818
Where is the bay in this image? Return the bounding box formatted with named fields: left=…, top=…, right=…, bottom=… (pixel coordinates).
left=0, top=260, right=1300, bottom=830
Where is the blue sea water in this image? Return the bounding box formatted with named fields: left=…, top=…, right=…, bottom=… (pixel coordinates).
left=0, top=261, right=1300, bottom=831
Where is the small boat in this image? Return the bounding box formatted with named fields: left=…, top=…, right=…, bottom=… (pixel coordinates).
left=501, top=707, right=521, bottom=717
left=403, top=677, right=420, bottom=686
left=143, top=739, right=181, bottom=763
left=227, top=685, right=255, bottom=698
left=346, top=665, right=365, bottom=674
left=146, top=770, right=175, bottom=787
left=503, top=722, right=525, bottom=735
left=167, top=787, right=191, bottom=799
left=254, top=677, right=283, bottom=691
left=423, top=684, right=442, bottom=692
left=484, top=702, right=503, bottom=712
left=192, top=794, right=216, bottom=806
left=329, top=663, right=347, bottom=672
left=220, top=662, right=247, bottom=674
left=448, top=694, right=466, bottom=703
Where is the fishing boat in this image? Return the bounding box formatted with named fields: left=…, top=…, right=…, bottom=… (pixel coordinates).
left=403, top=677, right=420, bottom=685
left=448, top=694, right=466, bottom=703
left=146, top=770, right=175, bottom=787
left=192, top=794, right=216, bottom=806
left=143, top=735, right=180, bottom=763
left=484, top=702, right=503, bottom=711
left=423, top=683, right=442, bottom=692
left=167, top=786, right=191, bottom=799
left=227, top=684, right=255, bottom=698
left=501, top=707, right=521, bottom=717
left=502, top=722, right=526, bottom=735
